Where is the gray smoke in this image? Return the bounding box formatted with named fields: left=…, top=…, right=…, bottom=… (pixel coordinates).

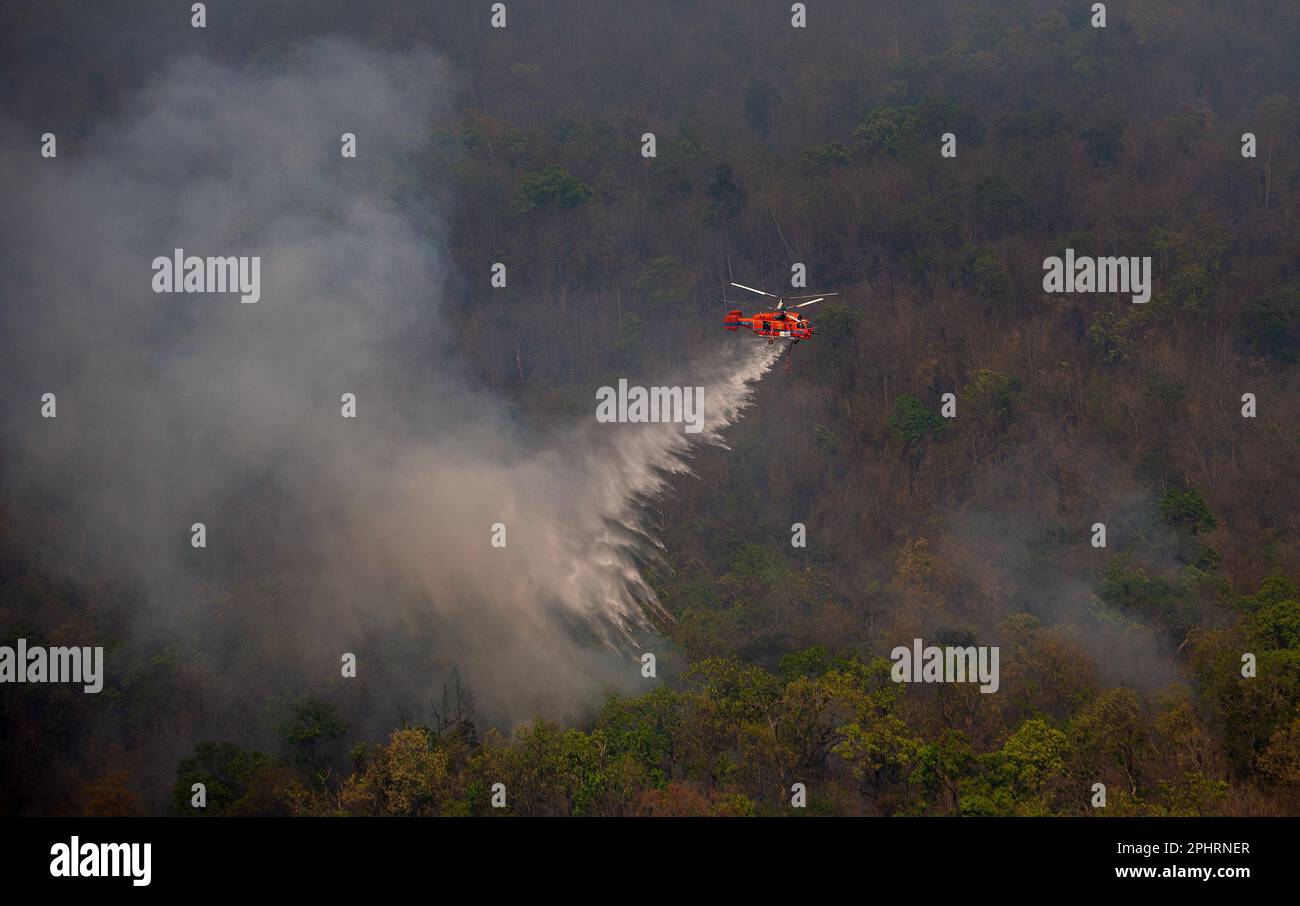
left=0, top=39, right=777, bottom=746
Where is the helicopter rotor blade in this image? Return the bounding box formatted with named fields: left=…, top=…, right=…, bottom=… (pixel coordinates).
left=794, top=297, right=823, bottom=308
left=730, top=281, right=781, bottom=299
left=785, top=292, right=839, bottom=299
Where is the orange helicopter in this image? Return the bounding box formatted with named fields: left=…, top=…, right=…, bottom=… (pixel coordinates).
left=723, top=282, right=837, bottom=372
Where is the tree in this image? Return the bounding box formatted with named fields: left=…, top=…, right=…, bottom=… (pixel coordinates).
left=774, top=670, right=864, bottom=776
left=1158, top=488, right=1217, bottom=534
left=1239, top=282, right=1300, bottom=363
left=961, top=719, right=1068, bottom=816
left=83, top=771, right=143, bottom=817
left=969, top=250, right=1012, bottom=306
left=889, top=394, right=944, bottom=446
left=341, top=727, right=451, bottom=816
left=1079, top=121, right=1123, bottom=167
left=1149, top=214, right=1231, bottom=311
left=910, top=729, right=974, bottom=814
left=705, top=163, right=745, bottom=222
left=281, top=697, right=347, bottom=775
left=516, top=165, right=595, bottom=211
left=1069, top=689, right=1152, bottom=797
left=595, top=687, right=684, bottom=785
left=173, top=741, right=276, bottom=815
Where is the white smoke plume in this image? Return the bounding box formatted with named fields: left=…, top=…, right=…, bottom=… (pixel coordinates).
left=0, top=39, right=777, bottom=740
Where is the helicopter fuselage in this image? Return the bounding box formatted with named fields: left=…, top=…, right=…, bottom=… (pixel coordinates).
left=723, top=309, right=814, bottom=340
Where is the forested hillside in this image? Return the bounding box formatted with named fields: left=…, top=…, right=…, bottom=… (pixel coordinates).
left=1, top=1, right=1298, bottom=816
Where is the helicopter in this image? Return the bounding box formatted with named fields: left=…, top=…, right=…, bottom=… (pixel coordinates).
left=722, top=282, right=837, bottom=372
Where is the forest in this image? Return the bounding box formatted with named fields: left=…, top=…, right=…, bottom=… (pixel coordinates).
left=0, top=0, right=1298, bottom=817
